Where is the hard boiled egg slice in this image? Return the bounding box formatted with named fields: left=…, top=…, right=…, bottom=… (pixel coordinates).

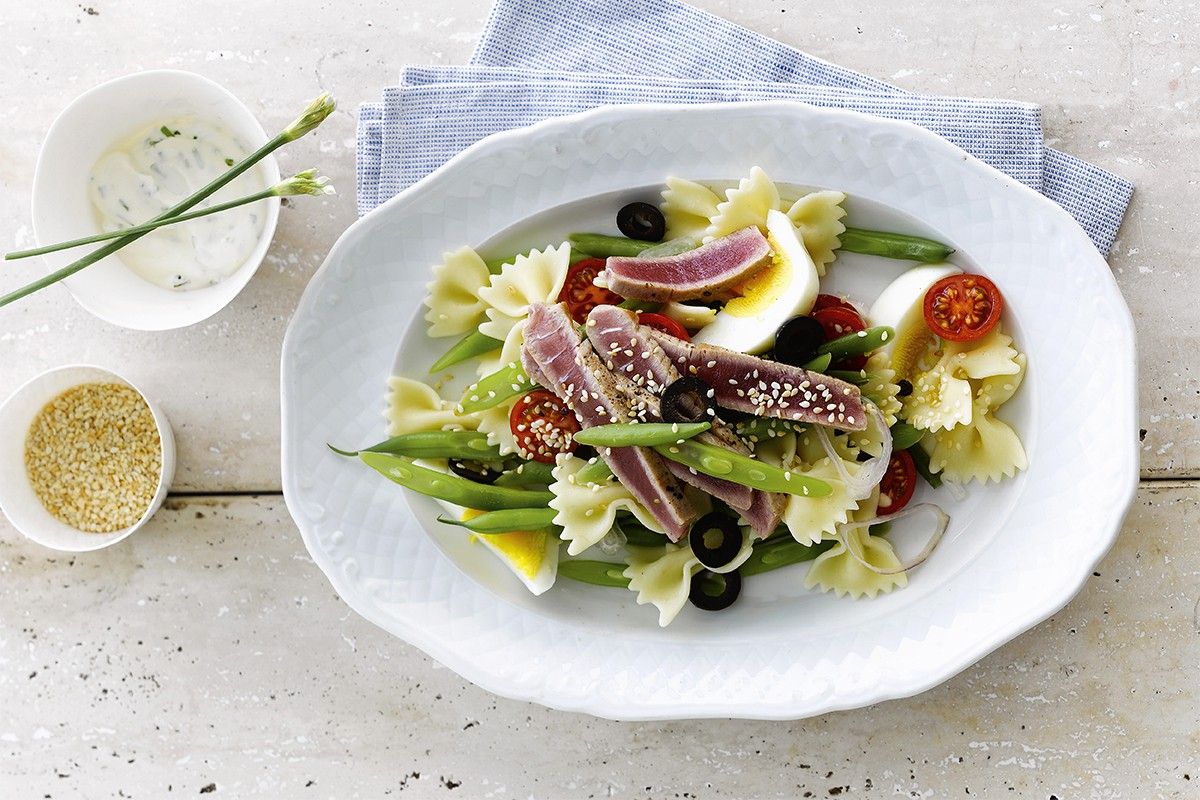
left=692, top=209, right=819, bottom=354
left=867, top=263, right=962, bottom=379
left=431, top=485, right=559, bottom=596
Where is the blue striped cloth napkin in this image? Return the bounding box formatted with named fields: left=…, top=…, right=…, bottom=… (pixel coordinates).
left=357, top=0, right=1132, bottom=256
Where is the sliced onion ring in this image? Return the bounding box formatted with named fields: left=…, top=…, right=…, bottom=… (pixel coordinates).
left=814, top=402, right=892, bottom=502
left=837, top=502, right=950, bottom=575
left=941, top=478, right=968, bottom=501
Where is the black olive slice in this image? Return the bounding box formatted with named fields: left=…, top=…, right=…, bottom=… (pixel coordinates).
left=448, top=459, right=503, bottom=485
left=688, top=512, right=743, bottom=569
left=688, top=568, right=742, bottom=612
left=617, top=202, right=667, bottom=242
left=661, top=376, right=715, bottom=424
left=772, top=315, right=826, bottom=367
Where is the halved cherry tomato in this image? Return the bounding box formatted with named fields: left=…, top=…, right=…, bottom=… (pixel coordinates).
left=509, top=389, right=582, bottom=464
left=812, top=305, right=865, bottom=339
left=812, top=294, right=860, bottom=315
left=922, top=273, right=1003, bottom=342
left=878, top=449, right=917, bottom=515
left=558, top=258, right=623, bottom=324
left=812, top=306, right=868, bottom=369
left=637, top=312, right=690, bottom=341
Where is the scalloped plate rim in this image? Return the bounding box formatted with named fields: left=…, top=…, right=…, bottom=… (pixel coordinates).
left=280, top=100, right=1138, bottom=720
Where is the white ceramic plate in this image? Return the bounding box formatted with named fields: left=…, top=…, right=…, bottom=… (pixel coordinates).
left=281, top=102, right=1137, bottom=720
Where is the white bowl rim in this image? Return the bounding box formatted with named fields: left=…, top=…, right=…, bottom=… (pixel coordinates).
left=30, top=68, right=281, bottom=331
left=0, top=363, right=175, bottom=552
left=281, top=99, right=1139, bottom=720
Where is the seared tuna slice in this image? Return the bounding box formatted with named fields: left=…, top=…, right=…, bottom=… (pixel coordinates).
left=740, top=488, right=787, bottom=537
left=603, top=227, right=771, bottom=303
left=585, top=304, right=754, bottom=511
left=646, top=331, right=868, bottom=431
left=523, top=303, right=697, bottom=540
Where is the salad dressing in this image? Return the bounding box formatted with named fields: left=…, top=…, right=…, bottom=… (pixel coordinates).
left=87, top=117, right=266, bottom=290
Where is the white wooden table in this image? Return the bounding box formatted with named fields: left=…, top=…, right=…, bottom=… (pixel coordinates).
left=3, top=1, right=1197, bottom=796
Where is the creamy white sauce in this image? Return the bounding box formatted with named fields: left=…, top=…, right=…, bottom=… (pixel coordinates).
left=87, top=117, right=267, bottom=290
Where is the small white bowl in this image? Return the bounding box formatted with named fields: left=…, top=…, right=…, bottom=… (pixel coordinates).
left=31, top=70, right=281, bottom=330
left=0, top=365, right=176, bottom=552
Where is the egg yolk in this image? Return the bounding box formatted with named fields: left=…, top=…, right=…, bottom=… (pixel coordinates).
left=462, top=508, right=547, bottom=578
left=722, top=235, right=793, bottom=318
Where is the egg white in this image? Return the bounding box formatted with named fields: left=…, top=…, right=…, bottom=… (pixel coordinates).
left=867, top=262, right=962, bottom=378
left=692, top=209, right=819, bottom=354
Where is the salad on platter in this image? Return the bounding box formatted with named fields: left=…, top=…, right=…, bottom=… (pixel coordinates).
left=333, top=166, right=1028, bottom=627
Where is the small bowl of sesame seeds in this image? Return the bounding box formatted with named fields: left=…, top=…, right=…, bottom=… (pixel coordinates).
left=0, top=365, right=175, bottom=552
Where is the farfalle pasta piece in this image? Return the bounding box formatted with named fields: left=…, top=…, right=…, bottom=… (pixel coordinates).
left=385, top=376, right=474, bottom=436
left=423, top=246, right=492, bottom=338
left=661, top=177, right=723, bottom=239
left=785, top=190, right=847, bottom=276
left=781, top=457, right=862, bottom=545
left=976, top=352, right=1027, bottom=410
left=903, top=361, right=973, bottom=432
left=476, top=318, right=528, bottom=379
left=477, top=243, right=570, bottom=341
left=804, top=489, right=908, bottom=599
left=751, top=427, right=798, bottom=468
left=704, top=166, right=781, bottom=239
left=549, top=456, right=665, bottom=556
left=944, top=327, right=1022, bottom=380
left=474, top=403, right=518, bottom=456
left=860, top=353, right=903, bottom=430
left=926, top=406, right=1027, bottom=484
left=926, top=354, right=1028, bottom=484
left=623, top=529, right=753, bottom=627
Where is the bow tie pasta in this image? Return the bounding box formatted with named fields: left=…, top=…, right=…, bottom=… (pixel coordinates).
left=804, top=489, right=908, bottom=599
left=661, top=166, right=847, bottom=271
left=660, top=177, right=723, bottom=240
left=623, top=529, right=754, bottom=627
left=477, top=243, right=570, bottom=342
left=423, top=246, right=492, bottom=338
left=924, top=353, right=1028, bottom=484
left=550, top=455, right=666, bottom=556
left=386, top=375, right=477, bottom=436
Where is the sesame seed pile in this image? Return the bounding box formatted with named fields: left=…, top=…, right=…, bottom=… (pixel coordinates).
left=24, top=382, right=161, bottom=533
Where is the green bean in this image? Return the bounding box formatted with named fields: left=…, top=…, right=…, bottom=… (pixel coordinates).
left=890, top=421, right=925, bottom=451
left=638, top=236, right=701, bottom=258
left=615, top=513, right=669, bottom=547
left=568, top=233, right=654, bottom=258
left=573, top=421, right=711, bottom=448
left=817, top=325, right=894, bottom=358
left=869, top=521, right=893, bottom=537
left=558, top=559, right=632, bottom=588
left=653, top=440, right=832, bottom=497
left=430, top=330, right=502, bottom=373
left=575, top=459, right=615, bottom=485
left=437, top=507, right=559, bottom=533
left=909, top=444, right=943, bottom=488
left=360, top=452, right=553, bottom=510
left=493, top=460, right=556, bottom=488
left=826, top=369, right=870, bottom=386
left=839, top=227, right=955, bottom=263
left=741, top=536, right=835, bottom=576
left=328, top=430, right=500, bottom=460
left=459, top=362, right=533, bottom=413
left=618, top=298, right=662, bottom=312
left=801, top=353, right=833, bottom=373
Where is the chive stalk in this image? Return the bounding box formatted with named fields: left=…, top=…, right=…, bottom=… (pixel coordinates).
left=0, top=93, right=336, bottom=308
left=6, top=171, right=334, bottom=260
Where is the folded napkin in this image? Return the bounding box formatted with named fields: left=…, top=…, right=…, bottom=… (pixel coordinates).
left=358, top=0, right=1132, bottom=256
